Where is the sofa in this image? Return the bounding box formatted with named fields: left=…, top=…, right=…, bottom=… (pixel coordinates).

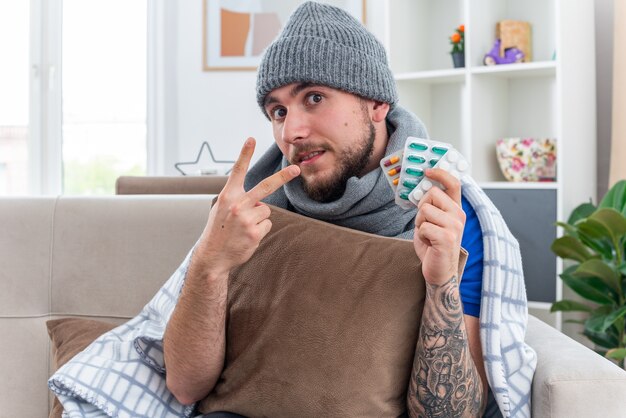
left=1, top=194, right=626, bottom=418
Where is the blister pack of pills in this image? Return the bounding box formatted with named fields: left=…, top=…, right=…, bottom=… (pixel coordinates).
left=379, top=149, right=404, bottom=192
left=382, top=137, right=470, bottom=209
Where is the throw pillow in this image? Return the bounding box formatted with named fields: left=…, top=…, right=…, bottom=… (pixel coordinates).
left=46, top=318, right=117, bottom=418
left=198, top=205, right=467, bottom=417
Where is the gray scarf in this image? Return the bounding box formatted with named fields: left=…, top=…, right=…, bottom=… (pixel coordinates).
left=244, top=105, right=428, bottom=239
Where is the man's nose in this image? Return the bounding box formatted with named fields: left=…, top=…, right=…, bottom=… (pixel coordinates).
left=281, top=108, right=311, bottom=145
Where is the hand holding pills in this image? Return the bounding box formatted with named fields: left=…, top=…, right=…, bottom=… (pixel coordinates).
left=381, top=137, right=469, bottom=285
left=194, top=137, right=301, bottom=278
left=413, top=167, right=466, bottom=285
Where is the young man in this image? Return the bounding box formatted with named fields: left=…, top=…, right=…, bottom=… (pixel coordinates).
left=164, top=2, right=510, bottom=417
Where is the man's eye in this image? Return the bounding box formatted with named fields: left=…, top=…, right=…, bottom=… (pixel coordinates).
left=271, top=107, right=287, bottom=120
left=307, top=94, right=323, bottom=104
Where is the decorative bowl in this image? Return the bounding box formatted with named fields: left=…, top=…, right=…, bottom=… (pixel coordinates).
left=496, top=137, right=557, bottom=182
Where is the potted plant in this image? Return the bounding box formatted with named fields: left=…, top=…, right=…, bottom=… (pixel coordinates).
left=551, top=180, right=626, bottom=368
left=449, top=25, right=465, bottom=68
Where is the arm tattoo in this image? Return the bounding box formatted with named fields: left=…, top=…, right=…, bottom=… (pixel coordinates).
left=407, top=276, right=485, bottom=418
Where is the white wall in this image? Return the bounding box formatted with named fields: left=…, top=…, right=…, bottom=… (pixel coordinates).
left=166, top=0, right=275, bottom=175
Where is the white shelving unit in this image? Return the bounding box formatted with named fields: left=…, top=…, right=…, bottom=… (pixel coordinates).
left=367, top=0, right=597, bottom=333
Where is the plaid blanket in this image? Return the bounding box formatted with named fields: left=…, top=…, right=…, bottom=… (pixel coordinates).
left=49, top=176, right=536, bottom=418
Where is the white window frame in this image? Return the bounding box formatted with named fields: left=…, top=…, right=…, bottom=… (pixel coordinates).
left=27, top=0, right=44, bottom=194
left=28, top=0, right=159, bottom=195
left=147, top=0, right=177, bottom=176
left=147, top=0, right=166, bottom=176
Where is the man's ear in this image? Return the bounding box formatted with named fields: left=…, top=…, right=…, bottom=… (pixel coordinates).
left=371, top=101, right=390, bottom=123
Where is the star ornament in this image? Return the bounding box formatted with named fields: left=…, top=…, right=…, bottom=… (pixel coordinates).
left=175, top=141, right=235, bottom=176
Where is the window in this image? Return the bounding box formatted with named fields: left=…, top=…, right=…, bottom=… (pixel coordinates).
left=0, top=1, right=30, bottom=195
left=62, top=0, right=147, bottom=194
left=0, top=0, right=148, bottom=196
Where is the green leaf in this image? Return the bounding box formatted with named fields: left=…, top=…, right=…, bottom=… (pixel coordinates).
left=574, top=259, right=621, bottom=294
left=577, top=218, right=612, bottom=240
left=577, top=231, right=614, bottom=260
left=561, top=273, right=616, bottom=305
left=585, top=306, right=626, bottom=333
left=555, top=221, right=578, bottom=236
left=599, top=306, right=626, bottom=332
left=588, top=208, right=626, bottom=243
left=567, top=202, right=597, bottom=224
left=599, top=180, right=626, bottom=213
left=606, top=348, right=626, bottom=361
left=583, top=328, right=619, bottom=349
left=550, top=299, right=593, bottom=313
left=585, top=306, right=615, bottom=333
left=551, top=236, right=594, bottom=262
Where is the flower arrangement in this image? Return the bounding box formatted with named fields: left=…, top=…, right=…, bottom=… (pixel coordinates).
left=450, top=25, right=465, bottom=54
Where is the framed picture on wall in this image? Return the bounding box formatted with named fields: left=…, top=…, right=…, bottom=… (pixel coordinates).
left=203, top=0, right=366, bottom=71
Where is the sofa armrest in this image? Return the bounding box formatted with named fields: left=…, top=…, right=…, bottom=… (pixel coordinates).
left=525, top=315, right=626, bottom=417
left=116, top=175, right=228, bottom=195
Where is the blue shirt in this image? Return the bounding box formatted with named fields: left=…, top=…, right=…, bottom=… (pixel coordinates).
left=459, top=195, right=484, bottom=317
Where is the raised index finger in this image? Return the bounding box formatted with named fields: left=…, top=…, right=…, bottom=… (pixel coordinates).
left=246, top=165, right=301, bottom=204
left=225, top=137, right=256, bottom=189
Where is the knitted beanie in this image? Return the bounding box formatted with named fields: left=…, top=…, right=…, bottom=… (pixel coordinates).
left=256, top=1, right=398, bottom=116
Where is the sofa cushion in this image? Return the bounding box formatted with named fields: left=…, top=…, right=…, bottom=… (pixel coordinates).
left=198, top=205, right=467, bottom=417
left=46, top=318, right=117, bottom=418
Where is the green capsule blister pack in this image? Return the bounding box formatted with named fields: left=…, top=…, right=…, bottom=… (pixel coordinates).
left=384, top=137, right=471, bottom=209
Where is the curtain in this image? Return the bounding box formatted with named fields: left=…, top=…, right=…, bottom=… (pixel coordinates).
left=609, top=0, right=626, bottom=186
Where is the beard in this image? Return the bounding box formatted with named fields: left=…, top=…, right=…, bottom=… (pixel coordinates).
left=301, top=119, right=376, bottom=203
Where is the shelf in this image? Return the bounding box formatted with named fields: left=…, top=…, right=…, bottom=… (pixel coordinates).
left=479, top=181, right=558, bottom=190
left=470, top=61, right=557, bottom=78
left=395, top=68, right=465, bottom=84
left=395, top=62, right=557, bottom=82
left=528, top=301, right=554, bottom=310
left=381, top=0, right=596, bottom=335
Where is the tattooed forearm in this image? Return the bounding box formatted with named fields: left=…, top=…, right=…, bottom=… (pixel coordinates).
left=407, top=276, right=485, bottom=418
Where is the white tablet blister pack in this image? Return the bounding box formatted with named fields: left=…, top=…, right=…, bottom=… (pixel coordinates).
left=382, top=137, right=470, bottom=209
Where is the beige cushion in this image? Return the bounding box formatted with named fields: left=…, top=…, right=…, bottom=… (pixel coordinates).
left=46, top=318, right=118, bottom=418
left=0, top=317, right=51, bottom=418
left=199, top=205, right=467, bottom=417
left=50, top=197, right=211, bottom=317
left=0, top=198, right=56, bottom=316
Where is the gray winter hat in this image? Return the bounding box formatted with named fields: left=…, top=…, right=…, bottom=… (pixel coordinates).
left=256, top=1, right=398, bottom=116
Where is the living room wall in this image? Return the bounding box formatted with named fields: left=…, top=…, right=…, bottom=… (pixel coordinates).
left=164, top=1, right=273, bottom=175
left=166, top=0, right=614, bottom=192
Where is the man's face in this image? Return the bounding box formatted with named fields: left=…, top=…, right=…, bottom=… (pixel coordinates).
left=263, top=83, right=378, bottom=203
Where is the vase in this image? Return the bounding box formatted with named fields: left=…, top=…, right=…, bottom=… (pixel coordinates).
left=451, top=52, right=465, bottom=68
